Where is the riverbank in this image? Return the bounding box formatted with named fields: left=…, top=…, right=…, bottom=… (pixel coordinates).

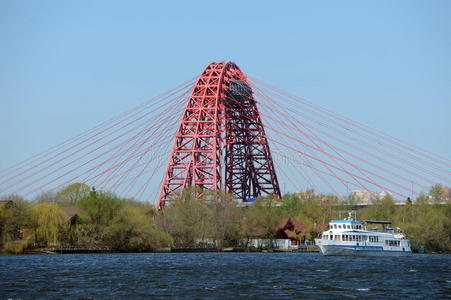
left=2, top=188, right=450, bottom=254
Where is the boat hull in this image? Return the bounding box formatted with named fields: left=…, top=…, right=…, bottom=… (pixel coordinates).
left=316, top=242, right=411, bottom=256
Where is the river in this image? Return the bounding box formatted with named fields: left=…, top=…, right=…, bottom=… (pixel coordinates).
left=1, top=253, right=450, bottom=298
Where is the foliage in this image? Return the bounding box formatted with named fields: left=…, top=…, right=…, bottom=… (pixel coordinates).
left=278, top=190, right=339, bottom=240
left=358, top=192, right=451, bottom=252
left=2, top=237, right=32, bottom=254
left=395, top=200, right=451, bottom=251
left=33, top=191, right=59, bottom=203
left=156, top=188, right=215, bottom=247
left=76, top=190, right=123, bottom=227
left=104, top=206, right=172, bottom=251
left=32, top=202, right=67, bottom=247
left=359, top=194, right=395, bottom=221
left=57, top=183, right=91, bottom=203
left=429, top=184, right=444, bottom=204
left=1, top=184, right=451, bottom=253
left=209, top=198, right=242, bottom=248
left=0, top=195, right=33, bottom=249
left=241, top=195, right=281, bottom=240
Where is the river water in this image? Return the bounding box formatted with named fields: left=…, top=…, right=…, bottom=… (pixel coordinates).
left=0, top=253, right=450, bottom=299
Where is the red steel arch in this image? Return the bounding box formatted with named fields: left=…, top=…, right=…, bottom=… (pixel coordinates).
left=157, top=62, right=280, bottom=208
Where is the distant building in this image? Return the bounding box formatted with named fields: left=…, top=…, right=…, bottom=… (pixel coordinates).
left=241, top=238, right=292, bottom=250
left=59, top=204, right=82, bottom=225
left=58, top=204, right=83, bottom=245
left=442, top=187, right=451, bottom=201
left=351, top=190, right=391, bottom=202
left=274, top=217, right=305, bottom=245
left=351, top=190, right=371, bottom=202
left=239, top=217, right=306, bottom=251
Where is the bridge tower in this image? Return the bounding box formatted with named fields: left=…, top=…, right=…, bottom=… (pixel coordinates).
left=157, top=62, right=280, bottom=208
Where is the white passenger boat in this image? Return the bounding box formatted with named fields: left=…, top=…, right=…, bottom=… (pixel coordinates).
left=315, top=213, right=411, bottom=256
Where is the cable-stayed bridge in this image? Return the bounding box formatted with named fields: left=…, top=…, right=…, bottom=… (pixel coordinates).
left=0, top=62, right=449, bottom=208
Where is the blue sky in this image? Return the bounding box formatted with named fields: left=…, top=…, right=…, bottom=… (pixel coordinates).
left=1, top=1, right=450, bottom=190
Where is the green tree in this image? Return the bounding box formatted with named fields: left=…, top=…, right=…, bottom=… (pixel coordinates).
left=0, top=195, right=33, bottom=251
left=360, top=194, right=395, bottom=221
left=32, top=202, right=67, bottom=247
left=104, top=206, right=173, bottom=251
left=57, top=182, right=90, bottom=203
left=76, top=190, right=123, bottom=227
left=429, top=184, right=444, bottom=204
left=155, top=187, right=214, bottom=247
left=241, top=195, right=281, bottom=243
left=209, top=197, right=243, bottom=248
left=279, top=191, right=339, bottom=240
left=33, top=191, right=58, bottom=203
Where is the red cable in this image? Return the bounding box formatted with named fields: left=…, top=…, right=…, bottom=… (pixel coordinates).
left=0, top=79, right=195, bottom=183
left=250, top=76, right=451, bottom=167
left=95, top=93, right=188, bottom=189
left=10, top=106, right=181, bottom=195
left=254, top=91, right=431, bottom=191
left=254, top=87, right=374, bottom=194
left=0, top=82, right=193, bottom=190
left=269, top=137, right=409, bottom=199
left=251, top=78, right=451, bottom=174
left=224, top=89, right=415, bottom=196
left=274, top=149, right=378, bottom=195
left=271, top=100, right=451, bottom=182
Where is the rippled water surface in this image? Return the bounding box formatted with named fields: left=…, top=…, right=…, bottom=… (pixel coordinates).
left=1, top=253, right=450, bottom=299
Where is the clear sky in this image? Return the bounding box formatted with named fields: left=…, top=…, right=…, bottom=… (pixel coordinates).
left=1, top=0, right=450, bottom=176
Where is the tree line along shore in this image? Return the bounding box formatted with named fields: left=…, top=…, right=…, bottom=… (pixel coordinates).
left=0, top=183, right=450, bottom=254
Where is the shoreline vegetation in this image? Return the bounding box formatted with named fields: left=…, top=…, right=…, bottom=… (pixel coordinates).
left=1, top=183, right=450, bottom=255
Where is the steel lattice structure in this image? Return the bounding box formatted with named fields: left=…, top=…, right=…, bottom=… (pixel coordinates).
left=157, top=62, right=281, bottom=208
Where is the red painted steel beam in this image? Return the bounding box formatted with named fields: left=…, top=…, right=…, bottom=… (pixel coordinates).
left=157, top=62, right=281, bottom=208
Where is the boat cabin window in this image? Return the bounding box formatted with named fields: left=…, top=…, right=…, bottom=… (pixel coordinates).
left=338, top=225, right=342, bottom=229
left=369, top=236, right=379, bottom=242
left=385, top=240, right=400, bottom=247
